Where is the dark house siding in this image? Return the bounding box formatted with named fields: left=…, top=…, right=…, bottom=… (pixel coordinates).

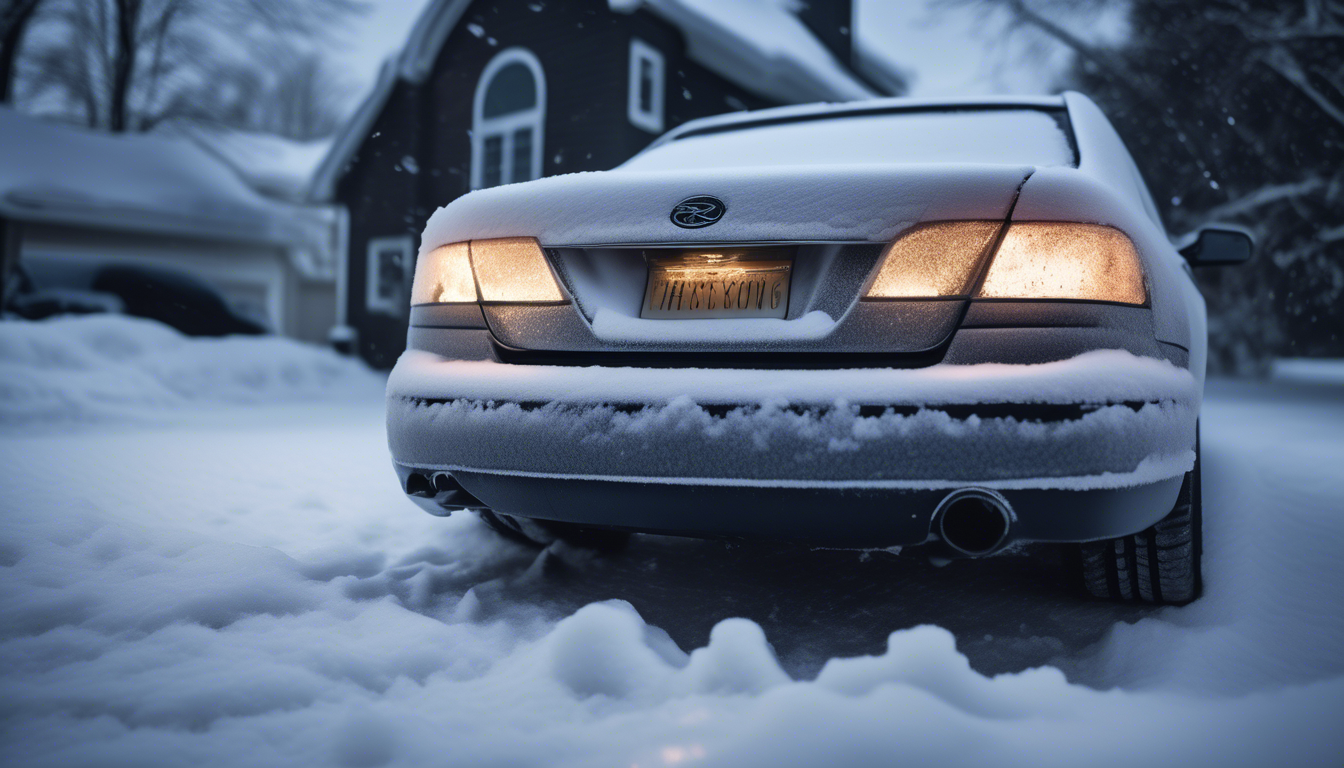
left=339, top=0, right=770, bottom=369
left=336, top=82, right=428, bottom=367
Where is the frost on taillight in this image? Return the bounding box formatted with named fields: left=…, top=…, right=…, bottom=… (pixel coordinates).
left=863, top=221, right=1003, bottom=299
left=977, top=223, right=1147, bottom=305
left=410, top=241, right=476, bottom=305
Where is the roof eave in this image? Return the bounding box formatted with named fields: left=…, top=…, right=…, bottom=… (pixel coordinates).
left=0, top=198, right=295, bottom=248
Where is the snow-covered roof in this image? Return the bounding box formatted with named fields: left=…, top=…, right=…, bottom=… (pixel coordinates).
left=0, top=107, right=337, bottom=277
left=616, top=0, right=876, bottom=105
left=308, top=0, right=884, bottom=202
left=153, top=120, right=333, bottom=203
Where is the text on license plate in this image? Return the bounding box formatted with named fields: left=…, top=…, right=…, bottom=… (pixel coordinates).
left=641, top=253, right=792, bottom=319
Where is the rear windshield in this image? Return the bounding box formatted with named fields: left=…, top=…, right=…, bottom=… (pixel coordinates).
left=622, top=108, right=1077, bottom=171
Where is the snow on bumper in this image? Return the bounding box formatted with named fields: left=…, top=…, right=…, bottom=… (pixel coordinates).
left=386, top=350, right=1199, bottom=489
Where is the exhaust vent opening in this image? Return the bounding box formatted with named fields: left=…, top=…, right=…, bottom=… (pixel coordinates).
left=937, top=489, right=1013, bottom=557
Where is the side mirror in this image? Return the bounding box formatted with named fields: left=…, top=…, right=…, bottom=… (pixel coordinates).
left=1178, top=225, right=1254, bottom=267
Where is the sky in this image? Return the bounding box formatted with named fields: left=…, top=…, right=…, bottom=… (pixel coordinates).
left=856, top=0, right=1128, bottom=96
left=328, top=0, right=1131, bottom=107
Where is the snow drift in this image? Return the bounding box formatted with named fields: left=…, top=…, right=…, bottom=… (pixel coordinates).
left=2, top=314, right=1342, bottom=766
left=0, top=316, right=383, bottom=424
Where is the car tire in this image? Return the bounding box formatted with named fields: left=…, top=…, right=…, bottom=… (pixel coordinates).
left=477, top=510, right=631, bottom=552
left=1074, top=428, right=1203, bottom=605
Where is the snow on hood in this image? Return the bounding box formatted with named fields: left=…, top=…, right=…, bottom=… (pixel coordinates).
left=0, top=316, right=384, bottom=424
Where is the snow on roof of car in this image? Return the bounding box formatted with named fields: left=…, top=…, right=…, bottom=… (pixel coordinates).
left=0, top=107, right=333, bottom=258
left=646, top=94, right=1071, bottom=148
left=622, top=106, right=1076, bottom=171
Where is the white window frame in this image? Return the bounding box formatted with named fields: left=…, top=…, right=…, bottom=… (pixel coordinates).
left=627, top=38, right=665, bottom=134
left=471, top=47, right=546, bottom=190
left=365, top=235, right=414, bottom=317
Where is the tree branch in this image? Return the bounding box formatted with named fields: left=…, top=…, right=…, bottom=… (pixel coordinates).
left=1263, top=46, right=1344, bottom=130
left=1000, top=0, right=1141, bottom=88
left=0, top=0, right=42, bottom=102
left=1200, top=177, right=1326, bottom=221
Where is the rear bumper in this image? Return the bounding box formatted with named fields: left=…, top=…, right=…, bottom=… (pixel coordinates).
left=394, top=462, right=1184, bottom=548
left=386, top=349, right=1198, bottom=547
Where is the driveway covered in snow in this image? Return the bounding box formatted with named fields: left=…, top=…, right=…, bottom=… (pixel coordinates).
left=1, top=318, right=1342, bottom=766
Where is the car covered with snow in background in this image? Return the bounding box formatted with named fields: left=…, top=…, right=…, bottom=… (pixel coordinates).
left=387, top=93, right=1251, bottom=604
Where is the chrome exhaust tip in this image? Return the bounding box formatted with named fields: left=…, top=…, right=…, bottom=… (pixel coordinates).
left=403, top=471, right=487, bottom=517
left=430, top=472, right=487, bottom=512
left=935, top=488, right=1014, bottom=557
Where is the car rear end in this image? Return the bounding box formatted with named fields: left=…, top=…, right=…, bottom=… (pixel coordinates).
left=387, top=94, right=1200, bottom=554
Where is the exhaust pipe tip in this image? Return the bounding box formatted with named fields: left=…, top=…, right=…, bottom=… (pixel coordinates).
left=935, top=488, right=1014, bottom=557
left=430, top=472, right=487, bottom=512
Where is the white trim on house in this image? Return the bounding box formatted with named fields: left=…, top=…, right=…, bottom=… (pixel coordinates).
left=627, top=38, right=665, bottom=134
left=471, top=47, right=546, bottom=190
left=365, top=235, right=415, bottom=317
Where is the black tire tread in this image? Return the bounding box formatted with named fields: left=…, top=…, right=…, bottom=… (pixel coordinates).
left=1074, top=438, right=1202, bottom=605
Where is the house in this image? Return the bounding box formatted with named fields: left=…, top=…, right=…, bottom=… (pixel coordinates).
left=0, top=106, right=342, bottom=343
left=310, top=0, right=903, bottom=368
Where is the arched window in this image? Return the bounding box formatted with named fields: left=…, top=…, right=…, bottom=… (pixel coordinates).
left=472, top=48, right=545, bottom=190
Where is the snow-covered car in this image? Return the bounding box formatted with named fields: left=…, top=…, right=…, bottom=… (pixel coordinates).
left=387, top=93, right=1251, bottom=604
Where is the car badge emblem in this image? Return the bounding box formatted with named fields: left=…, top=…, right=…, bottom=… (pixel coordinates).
left=671, top=196, right=726, bottom=228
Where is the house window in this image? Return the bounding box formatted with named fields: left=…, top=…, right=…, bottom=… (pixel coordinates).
left=472, top=48, right=545, bottom=190
left=366, top=236, right=414, bottom=317
left=627, top=38, right=665, bottom=134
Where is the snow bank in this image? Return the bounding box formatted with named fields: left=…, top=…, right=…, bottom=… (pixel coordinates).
left=1272, top=358, right=1344, bottom=386
left=1, top=519, right=1339, bottom=768
left=0, top=316, right=383, bottom=424
left=2, top=380, right=1343, bottom=766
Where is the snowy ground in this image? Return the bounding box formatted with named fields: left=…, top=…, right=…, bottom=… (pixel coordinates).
left=2, top=318, right=1343, bottom=767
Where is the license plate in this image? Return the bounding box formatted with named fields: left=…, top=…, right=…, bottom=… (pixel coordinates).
left=641, top=251, right=792, bottom=319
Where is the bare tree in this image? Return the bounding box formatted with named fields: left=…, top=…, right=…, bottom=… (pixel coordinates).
left=12, top=0, right=366, bottom=135
left=1, top=0, right=44, bottom=102
left=942, top=0, right=1344, bottom=369
left=258, top=50, right=352, bottom=140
